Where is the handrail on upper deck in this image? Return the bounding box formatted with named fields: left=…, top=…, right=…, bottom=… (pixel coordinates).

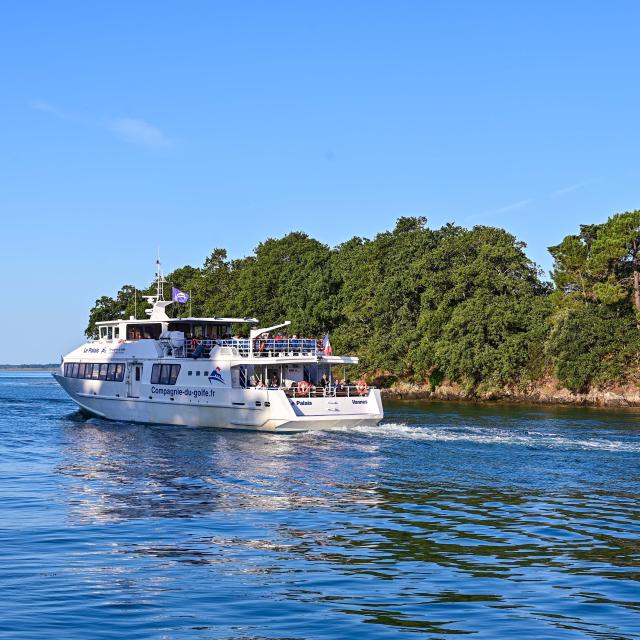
left=169, top=337, right=323, bottom=358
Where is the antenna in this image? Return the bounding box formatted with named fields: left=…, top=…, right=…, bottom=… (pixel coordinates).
left=142, top=252, right=173, bottom=320
left=155, top=249, right=166, bottom=301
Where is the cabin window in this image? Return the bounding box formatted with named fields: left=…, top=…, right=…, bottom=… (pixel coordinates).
left=135, top=366, right=141, bottom=382
left=64, top=362, right=125, bottom=380
left=107, top=327, right=113, bottom=340
left=150, top=364, right=181, bottom=385
left=114, top=327, right=119, bottom=339
left=196, top=370, right=200, bottom=376
left=100, top=327, right=107, bottom=339
left=126, top=323, right=162, bottom=340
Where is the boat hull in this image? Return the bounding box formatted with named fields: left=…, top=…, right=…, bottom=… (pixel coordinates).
left=53, top=374, right=383, bottom=432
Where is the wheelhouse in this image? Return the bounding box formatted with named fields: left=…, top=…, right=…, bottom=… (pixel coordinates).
left=94, top=316, right=259, bottom=343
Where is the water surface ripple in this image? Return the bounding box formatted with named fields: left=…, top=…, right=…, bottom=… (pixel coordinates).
left=1, top=372, right=639, bottom=639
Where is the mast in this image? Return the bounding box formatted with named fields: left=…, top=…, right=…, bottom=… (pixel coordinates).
left=143, top=252, right=172, bottom=320
left=155, top=250, right=166, bottom=301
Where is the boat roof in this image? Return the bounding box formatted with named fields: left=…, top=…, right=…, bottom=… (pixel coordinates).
left=96, top=316, right=259, bottom=326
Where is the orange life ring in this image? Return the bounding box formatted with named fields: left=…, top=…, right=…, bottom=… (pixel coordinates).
left=191, top=338, right=200, bottom=350
left=297, top=380, right=311, bottom=395
left=355, top=379, right=369, bottom=396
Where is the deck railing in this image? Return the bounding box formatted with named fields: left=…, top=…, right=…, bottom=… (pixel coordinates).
left=281, top=384, right=370, bottom=398
left=171, top=338, right=323, bottom=359
left=232, top=384, right=370, bottom=397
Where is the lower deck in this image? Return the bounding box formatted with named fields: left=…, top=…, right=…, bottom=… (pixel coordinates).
left=53, top=365, right=383, bottom=432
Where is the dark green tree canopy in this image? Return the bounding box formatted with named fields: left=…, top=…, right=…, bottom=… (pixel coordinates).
left=86, top=210, right=640, bottom=394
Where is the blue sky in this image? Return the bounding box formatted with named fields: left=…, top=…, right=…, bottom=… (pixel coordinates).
left=1, top=2, right=640, bottom=362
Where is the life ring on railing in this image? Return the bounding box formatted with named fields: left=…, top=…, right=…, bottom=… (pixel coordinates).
left=191, top=338, right=200, bottom=350
left=297, top=380, right=311, bottom=395
left=355, top=379, right=369, bottom=396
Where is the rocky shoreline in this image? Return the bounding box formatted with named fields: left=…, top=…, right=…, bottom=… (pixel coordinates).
left=380, top=380, right=640, bottom=408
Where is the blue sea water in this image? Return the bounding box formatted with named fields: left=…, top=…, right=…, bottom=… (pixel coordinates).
left=1, top=371, right=639, bottom=639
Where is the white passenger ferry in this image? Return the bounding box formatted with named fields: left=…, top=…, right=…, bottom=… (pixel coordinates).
left=54, top=263, right=383, bottom=432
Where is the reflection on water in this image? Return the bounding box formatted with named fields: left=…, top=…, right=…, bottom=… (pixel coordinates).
left=1, top=373, right=640, bottom=639
left=57, top=419, right=384, bottom=522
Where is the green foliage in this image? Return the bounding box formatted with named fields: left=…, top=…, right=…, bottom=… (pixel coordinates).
left=330, top=217, right=437, bottom=375
left=86, top=285, right=141, bottom=337
left=547, top=209, right=640, bottom=390
left=549, top=210, right=640, bottom=308
left=547, top=304, right=640, bottom=392
left=86, top=210, right=640, bottom=394
left=408, top=225, right=551, bottom=387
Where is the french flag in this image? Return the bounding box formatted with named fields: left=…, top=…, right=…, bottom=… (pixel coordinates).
left=322, top=333, right=332, bottom=356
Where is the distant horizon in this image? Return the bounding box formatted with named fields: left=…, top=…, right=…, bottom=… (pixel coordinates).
left=0, top=364, right=59, bottom=368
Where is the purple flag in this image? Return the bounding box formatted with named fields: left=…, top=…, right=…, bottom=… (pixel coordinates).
left=172, top=287, right=190, bottom=303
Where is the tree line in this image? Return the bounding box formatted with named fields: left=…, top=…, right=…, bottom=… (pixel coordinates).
left=87, top=211, right=640, bottom=393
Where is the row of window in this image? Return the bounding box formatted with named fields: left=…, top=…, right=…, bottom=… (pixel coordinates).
left=151, top=364, right=181, bottom=385
left=63, top=361, right=198, bottom=386
left=64, top=362, right=126, bottom=381
left=99, top=326, right=121, bottom=340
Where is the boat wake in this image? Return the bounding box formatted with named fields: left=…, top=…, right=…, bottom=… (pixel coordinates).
left=335, top=422, right=640, bottom=452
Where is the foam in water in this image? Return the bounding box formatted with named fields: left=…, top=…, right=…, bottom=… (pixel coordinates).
left=336, top=422, right=640, bottom=452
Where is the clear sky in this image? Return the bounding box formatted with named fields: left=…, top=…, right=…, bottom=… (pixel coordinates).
left=1, top=2, right=640, bottom=363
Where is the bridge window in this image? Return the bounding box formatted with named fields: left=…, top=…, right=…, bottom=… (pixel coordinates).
left=151, top=364, right=181, bottom=385
left=126, top=323, right=162, bottom=340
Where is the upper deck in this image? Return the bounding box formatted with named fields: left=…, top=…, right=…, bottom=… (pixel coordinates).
left=89, top=283, right=349, bottom=362
left=173, top=337, right=325, bottom=359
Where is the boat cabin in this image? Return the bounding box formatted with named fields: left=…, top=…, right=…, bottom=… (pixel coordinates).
left=95, top=316, right=259, bottom=342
